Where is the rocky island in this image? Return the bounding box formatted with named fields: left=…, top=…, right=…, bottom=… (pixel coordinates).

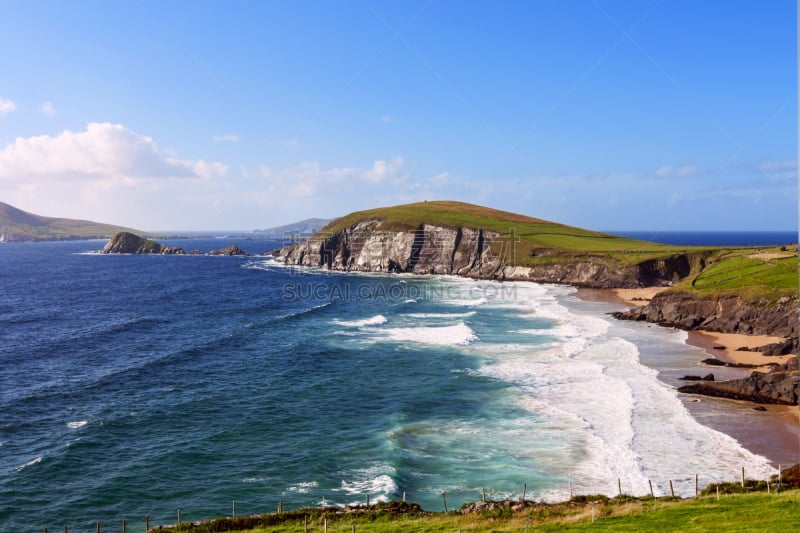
left=274, top=200, right=799, bottom=405
left=99, top=232, right=186, bottom=254
left=98, top=232, right=250, bottom=256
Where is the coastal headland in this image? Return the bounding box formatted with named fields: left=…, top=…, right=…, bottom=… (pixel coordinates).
left=267, top=201, right=798, bottom=407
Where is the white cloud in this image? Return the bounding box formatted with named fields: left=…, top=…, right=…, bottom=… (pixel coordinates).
left=39, top=101, right=57, bottom=116
left=654, top=165, right=701, bottom=178
left=0, top=97, right=15, bottom=115
left=362, top=157, right=406, bottom=183
left=213, top=134, right=239, bottom=143
left=757, top=160, right=796, bottom=182
left=0, top=122, right=227, bottom=184
left=380, top=115, right=391, bottom=124
left=281, top=139, right=299, bottom=149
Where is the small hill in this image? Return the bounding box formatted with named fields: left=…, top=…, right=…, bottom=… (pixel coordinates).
left=319, top=200, right=683, bottom=264
left=255, top=217, right=332, bottom=237
left=99, top=232, right=184, bottom=254
left=0, top=201, right=143, bottom=242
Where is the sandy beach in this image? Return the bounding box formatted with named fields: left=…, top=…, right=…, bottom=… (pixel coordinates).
left=576, top=287, right=799, bottom=467
left=611, top=287, right=668, bottom=306
left=685, top=331, right=793, bottom=368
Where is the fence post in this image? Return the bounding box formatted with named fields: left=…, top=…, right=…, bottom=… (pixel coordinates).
left=96, top=522, right=100, bottom=533
left=741, top=467, right=745, bottom=488
left=669, top=480, right=675, bottom=498
left=402, top=491, right=406, bottom=502
left=323, top=518, right=327, bottom=533
left=481, top=487, right=486, bottom=502
left=648, top=480, right=654, bottom=499
left=278, top=499, right=283, bottom=514
left=779, top=465, right=782, bottom=490
left=568, top=482, right=573, bottom=499
left=695, top=474, right=698, bottom=497
left=522, top=482, right=527, bottom=502
left=177, top=508, right=181, bottom=527
left=232, top=500, right=236, bottom=519
left=122, top=520, right=126, bottom=533
left=322, top=496, right=326, bottom=509
left=618, top=478, right=622, bottom=498
left=366, top=494, right=369, bottom=507
left=442, top=490, right=448, bottom=513
left=303, top=515, right=307, bottom=533
left=145, top=516, right=149, bottom=531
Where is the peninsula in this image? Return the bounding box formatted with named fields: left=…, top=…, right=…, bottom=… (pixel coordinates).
left=274, top=201, right=799, bottom=404
left=0, top=201, right=144, bottom=242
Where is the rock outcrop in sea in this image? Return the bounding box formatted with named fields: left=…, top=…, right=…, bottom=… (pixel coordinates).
left=208, top=244, right=249, bottom=256
left=99, top=232, right=185, bottom=254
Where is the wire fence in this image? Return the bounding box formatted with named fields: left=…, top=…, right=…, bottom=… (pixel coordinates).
left=41, top=465, right=796, bottom=533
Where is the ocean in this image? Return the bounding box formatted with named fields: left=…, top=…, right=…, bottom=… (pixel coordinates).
left=0, top=234, right=791, bottom=532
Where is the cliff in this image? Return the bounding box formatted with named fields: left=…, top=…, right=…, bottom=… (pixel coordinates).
left=274, top=201, right=798, bottom=341
left=273, top=219, right=692, bottom=288
left=99, top=232, right=185, bottom=254
left=678, top=358, right=799, bottom=405
left=612, top=292, right=798, bottom=338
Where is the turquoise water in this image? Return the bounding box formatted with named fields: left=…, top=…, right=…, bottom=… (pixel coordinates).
left=0, top=240, right=778, bottom=532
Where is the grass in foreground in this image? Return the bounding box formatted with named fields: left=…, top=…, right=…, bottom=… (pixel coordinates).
left=154, top=490, right=800, bottom=532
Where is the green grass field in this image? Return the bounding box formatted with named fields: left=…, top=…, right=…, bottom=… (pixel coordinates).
left=150, top=490, right=800, bottom=532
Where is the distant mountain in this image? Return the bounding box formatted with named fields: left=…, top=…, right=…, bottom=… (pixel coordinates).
left=0, top=201, right=144, bottom=242
left=254, top=217, right=332, bottom=237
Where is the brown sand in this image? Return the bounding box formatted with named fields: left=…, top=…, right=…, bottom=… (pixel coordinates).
left=611, top=287, right=668, bottom=307
left=686, top=331, right=793, bottom=368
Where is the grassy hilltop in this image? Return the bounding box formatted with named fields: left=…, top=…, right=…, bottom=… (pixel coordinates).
left=0, top=201, right=143, bottom=242
left=319, top=200, right=798, bottom=299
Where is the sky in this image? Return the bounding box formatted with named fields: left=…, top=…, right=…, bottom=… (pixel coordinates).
left=0, top=0, right=796, bottom=232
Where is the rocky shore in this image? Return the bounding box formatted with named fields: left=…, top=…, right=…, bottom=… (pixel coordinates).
left=677, top=359, right=799, bottom=405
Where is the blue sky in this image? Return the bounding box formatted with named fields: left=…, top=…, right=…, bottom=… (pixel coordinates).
left=0, top=0, right=796, bottom=231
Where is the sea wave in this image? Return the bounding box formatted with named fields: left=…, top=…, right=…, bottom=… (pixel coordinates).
left=15, top=456, right=42, bottom=472
left=379, top=321, right=478, bottom=346
left=332, top=315, right=388, bottom=327
left=66, top=420, right=88, bottom=429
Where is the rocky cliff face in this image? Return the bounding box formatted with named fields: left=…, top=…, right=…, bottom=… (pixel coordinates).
left=678, top=358, right=799, bottom=405
left=273, top=220, right=686, bottom=288
left=99, top=232, right=185, bottom=254
left=612, top=292, right=798, bottom=338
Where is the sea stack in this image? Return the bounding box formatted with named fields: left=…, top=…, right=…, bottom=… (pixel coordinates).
left=99, top=232, right=185, bottom=254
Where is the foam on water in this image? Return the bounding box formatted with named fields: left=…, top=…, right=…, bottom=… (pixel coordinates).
left=15, top=456, right=42, bottom=472
left=405, top=312, right=476, bottom=319
left=471, top=281, right=775, bottom=500
left=338, top=465, right=399, bottom=502
left=287, top=481, right=319, bottom=494
left=66, top=420, right=87, bottom=429
left=378, top=321, right=478, bottom=346
left=332, top=315, right=388, bottom=327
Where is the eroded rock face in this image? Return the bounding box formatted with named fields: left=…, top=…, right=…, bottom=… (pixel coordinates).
left=273, top=221, right=657, bottom=287
left=99, top=232, right=184, bottom=254
left=273, top=220, right=504, bottom=278
left=678, top=358, right=799, bottom=405
left=612, top=292, right=799, bottom=338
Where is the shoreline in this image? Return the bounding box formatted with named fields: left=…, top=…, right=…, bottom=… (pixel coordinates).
left=576, top=287, right=799, bottom=468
